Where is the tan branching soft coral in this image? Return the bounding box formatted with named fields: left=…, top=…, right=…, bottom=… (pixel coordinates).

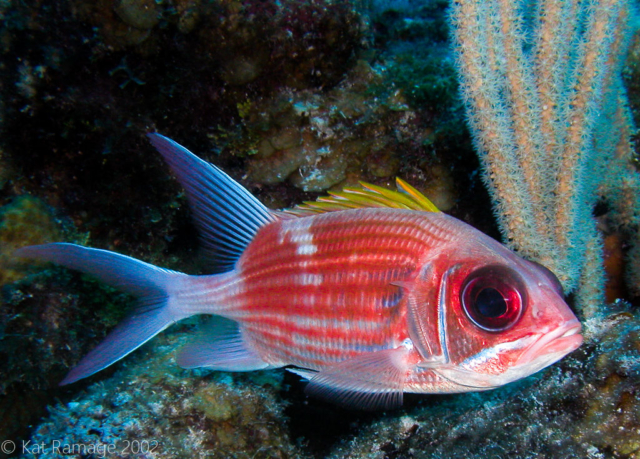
left=449, top=0, right=640, bottom=318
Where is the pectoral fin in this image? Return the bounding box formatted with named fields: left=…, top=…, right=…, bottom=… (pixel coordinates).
left=301, top=346, right=415, bottom=411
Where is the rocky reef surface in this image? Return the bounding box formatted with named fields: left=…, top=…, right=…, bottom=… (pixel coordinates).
left=22, top=331, right=302, bottom=459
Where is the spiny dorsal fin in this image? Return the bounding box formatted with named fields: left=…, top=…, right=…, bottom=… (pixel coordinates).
left=285, top=177, right=440, bottom=217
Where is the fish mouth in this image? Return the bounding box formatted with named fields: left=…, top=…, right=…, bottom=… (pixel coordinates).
left=430, top=321, right=583, bottom=392
left=516, top=320, right=583, bottom=367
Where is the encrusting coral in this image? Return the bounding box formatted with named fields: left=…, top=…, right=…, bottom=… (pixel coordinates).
left=22, top=332, right=305, bottom=459
left=240, top=60, right=459, bottom=202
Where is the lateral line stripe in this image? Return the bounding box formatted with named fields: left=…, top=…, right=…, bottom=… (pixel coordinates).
left=238, top=291, right=402, bottom=316
left=238, top=273, right=410, bottom=291
left=282, top=231, right=433, bottom=250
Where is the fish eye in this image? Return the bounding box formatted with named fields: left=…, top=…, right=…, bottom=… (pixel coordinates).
left=461, top=265, right=527, bottom=332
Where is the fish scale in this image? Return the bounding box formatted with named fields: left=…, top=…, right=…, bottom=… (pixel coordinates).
left=16, top=134, right=583, bottom=410
left=213, top=209, right=455, bottom=369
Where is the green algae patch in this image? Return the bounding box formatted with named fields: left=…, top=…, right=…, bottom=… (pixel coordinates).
left=0, top=196, right=61, bottom=286
left=193, top=385, right=236, bottom=422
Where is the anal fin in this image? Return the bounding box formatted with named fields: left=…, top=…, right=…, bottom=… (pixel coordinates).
left=303, top=346, right=415, bottom=411
left=177, top=316, right=271, bottom=372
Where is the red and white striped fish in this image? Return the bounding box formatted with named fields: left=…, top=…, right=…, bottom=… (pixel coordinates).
left=17, top=134, right=583, bottom=410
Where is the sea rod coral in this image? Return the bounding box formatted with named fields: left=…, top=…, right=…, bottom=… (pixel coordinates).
left=449, top=0, right=640, bottom=320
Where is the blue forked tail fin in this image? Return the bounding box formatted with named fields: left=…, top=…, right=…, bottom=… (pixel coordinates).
left=16, top=135, right=277, bottom=384
left=15, top=243, right=188, bottom=385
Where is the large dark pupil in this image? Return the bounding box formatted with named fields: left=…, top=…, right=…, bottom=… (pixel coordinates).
left=476, top=288, right=507, bottom=317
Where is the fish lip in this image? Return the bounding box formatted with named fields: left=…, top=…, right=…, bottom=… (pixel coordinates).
left=432, top=321, right=583, bottom=391
left=515, top=320, right=583, bottom=366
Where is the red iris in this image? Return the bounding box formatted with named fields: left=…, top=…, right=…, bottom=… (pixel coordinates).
left=461, top=265, right=526, bottom=332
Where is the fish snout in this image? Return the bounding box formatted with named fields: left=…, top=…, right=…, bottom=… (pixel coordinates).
left=516, top=320, right=583, bottom=367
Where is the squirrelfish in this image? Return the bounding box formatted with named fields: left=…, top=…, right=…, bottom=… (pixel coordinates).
left=17, top=134, right=583, bottom=410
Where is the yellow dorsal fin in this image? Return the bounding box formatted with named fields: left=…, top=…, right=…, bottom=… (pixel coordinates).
left=285, top=177, right=440, bottom=216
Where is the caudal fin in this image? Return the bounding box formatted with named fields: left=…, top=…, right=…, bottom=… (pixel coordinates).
left=17, top=136, right=276, bottom=384
left=16, top=243, right=187, bottom=384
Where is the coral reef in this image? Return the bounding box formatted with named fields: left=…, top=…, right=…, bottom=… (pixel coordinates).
left=3, top=0, right=640, bottom=458
left=240, top=60, right=460, bottom=199
left=21, top=332, right=305, bottom=459
left=236, top=54, right=461, bottom=206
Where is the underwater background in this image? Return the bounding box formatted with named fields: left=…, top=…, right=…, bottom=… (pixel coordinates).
left=1, top=0, right=640, bottom=457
